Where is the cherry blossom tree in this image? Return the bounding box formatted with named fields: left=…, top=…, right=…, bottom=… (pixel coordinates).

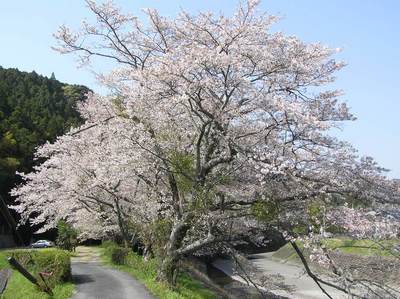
left=12, top=0, right=400, bottom=294
left=12, top=94, right=163, bottom=245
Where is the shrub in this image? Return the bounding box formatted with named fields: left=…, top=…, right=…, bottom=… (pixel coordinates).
left=101, top=240, right=118, bottom=257
left=147, top=219, right=172, bottom=258
left=10, top=249, right=71, bottom=288
left=111, top=247, right=129, bottom=265
left=56, top=220, right=78, bottom=252
left=101, top=240, right=116, bottom=249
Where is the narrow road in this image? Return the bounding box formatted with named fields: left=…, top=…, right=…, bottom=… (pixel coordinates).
left=71, top=247, right=154, bottom=299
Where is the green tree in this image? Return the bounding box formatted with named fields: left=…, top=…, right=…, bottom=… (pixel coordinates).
left=0, top=66, right=89, bottom=243
left=56, top=220, right=78, bottom=251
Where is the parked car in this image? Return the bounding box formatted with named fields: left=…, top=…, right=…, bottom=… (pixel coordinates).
left=30, top=240, right=54, bottom=248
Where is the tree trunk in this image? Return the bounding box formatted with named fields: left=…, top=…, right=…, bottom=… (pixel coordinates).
left=156, top=217, right=190, bottom=285
left=114, top=198, right=130, bottom=247
left=144, top=244, right=153, bottom=261
left=157, top=254, right=179, bottom=284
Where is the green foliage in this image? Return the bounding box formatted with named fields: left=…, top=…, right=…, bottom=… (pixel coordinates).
left=168, top=151, right=236, bottom=216
left=307, top=200, right=346, bottom=234
left=111, top=246, right=130, bottom=265
left=0, top=66, right=89, bottom=229
left=101, top=240, right=116, bottom=254
left=307, top=199, right=324, bottom=231
left=251, top=199, right=279, bottom=223
left=0, top=248, right=74, bottom=299
left=291, top=224, right=309, bottom=235
left=147, top=219, right=173, bottom=258
left=325, top=224, right=346, bottom=234
left=169, top=150, right=222, bottom=214
left=190, top=186, right=213, bottom=214
left=111, top=96, right=129, bottom=118
left=100, top=242, right=218, bottom=299
left=288, top=200, right=344, bottom=235
left=56, top=220, right=78, bottom=252
left=122, top=218, right=172, bottom=259
left=323, top=238, right=399, bottom=257
left=271, top=238, right=400, bottom=266
left=213, top=173, right=232, bottom=185
left=9, top=249, right=71, bottom=287
left=169, top=151, right=195, bottom=194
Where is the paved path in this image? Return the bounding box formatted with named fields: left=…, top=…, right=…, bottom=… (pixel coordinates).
left=71, top=247, right=154, bottom=299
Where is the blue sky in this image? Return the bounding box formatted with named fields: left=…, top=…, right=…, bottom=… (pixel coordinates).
left=0, top=1, right=399, bottom=178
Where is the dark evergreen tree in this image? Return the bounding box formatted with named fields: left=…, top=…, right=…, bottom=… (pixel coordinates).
left=0, top=66, right=89, bottom=244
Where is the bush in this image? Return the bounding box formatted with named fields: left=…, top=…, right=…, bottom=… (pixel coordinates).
left=101, top=240, right=118, bottom=257
left=56, top=220, right=78, bottom=251
left=111, top=247, right=130, bottom=265
left=10, top=249, right=71, bottom=288
left=101, top=240, right=116, bottom=249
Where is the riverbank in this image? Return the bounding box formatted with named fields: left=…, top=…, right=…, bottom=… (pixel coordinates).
left=210, top=238, right=400, bottom=299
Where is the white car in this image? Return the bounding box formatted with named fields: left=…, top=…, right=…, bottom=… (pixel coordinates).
left=31, top=240, right=54, bottom=248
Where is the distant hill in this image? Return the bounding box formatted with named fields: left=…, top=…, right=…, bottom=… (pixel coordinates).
left=0, top=66, right=89, bottom=243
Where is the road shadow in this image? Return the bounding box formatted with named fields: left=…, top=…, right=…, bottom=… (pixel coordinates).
left=73, top=274, right=95, bottom=285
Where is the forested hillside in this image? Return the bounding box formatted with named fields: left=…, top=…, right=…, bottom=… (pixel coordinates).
left=0, top=66, right=88, bottom=241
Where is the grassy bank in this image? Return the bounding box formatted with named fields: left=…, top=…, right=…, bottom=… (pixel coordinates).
left=0, top=248, right=74, bottom=299
left=272, top=238, right=400, bottom=262
left=323, top=238, right=399, bottom=256
left=100, top=242, right=218, bottom=299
